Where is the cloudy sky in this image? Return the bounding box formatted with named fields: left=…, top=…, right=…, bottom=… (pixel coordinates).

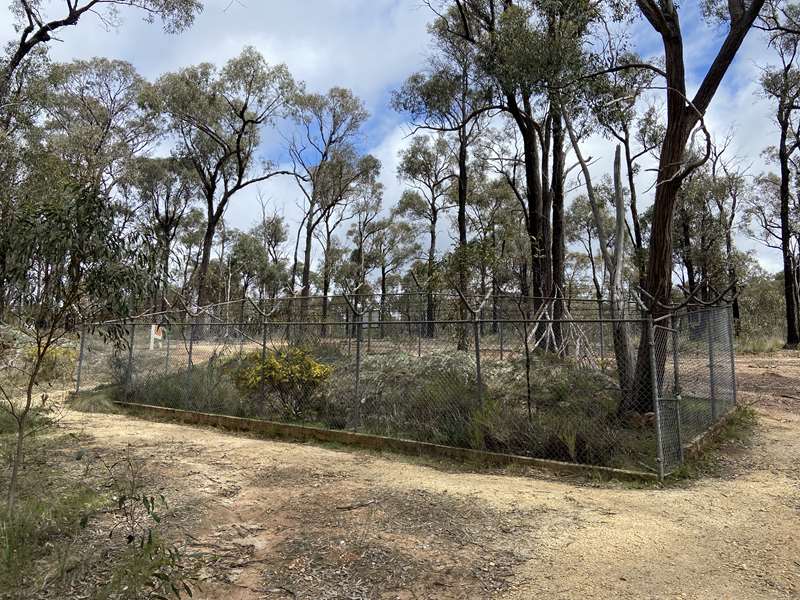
left=0, top=1, right=783, bottom=271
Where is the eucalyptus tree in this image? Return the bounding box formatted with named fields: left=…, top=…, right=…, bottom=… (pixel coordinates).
left=346, top=177, right=384, bottom=298
left=393, top=7, right=494, bottom=322
left=150, top=47, right=296, bottom=306
left=1, top=0, right=201, bottom=102
left=2, top=56, right=152, bottom=313
left=475, top=121, right=531, bottom=295
left=669, top=147, right=746, bottom=328
left=760, top=2, right=800, bottom=347
left=287, top=87, right=374, bottom=309
left=566, top=130, right=637, bottom=406
left=3, top=57, right=156, bottom=313
left=174, top=206, right=205, bottom=295
left=466, top=172, right=520, bottom=327
left=229, top=230, right=269, bottom=318
left=743, top=172, right=800, bottom=340
left=592, top=0, right=765, bottom=412
left=439, top=0, right=596, bottom=307
left=396, top=133, right=455, bottom=335
left=714, top=157, right=748, bottom=334
left=314, top=203, right=352, bottom=327
left=250, top=203, right=289, bottom=299
left=2, top=128, right=150, bottom=512
left=672, top=165, right=728, bottom=301
left=370, top=219, right=420, bottom=334
left=123, top=157, right=196, bottom=312
left=626, top=0, right=764, bottom=324
left=42, top=58, right=155, bottom=190
left=253, top=200, right=289, bottom=266
left=566, top=194, right=612, bottom=302
left=590, top=49, right=662, bottom=284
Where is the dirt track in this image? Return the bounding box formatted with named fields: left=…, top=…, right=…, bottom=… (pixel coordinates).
left=61, top=354, right=800, bottom=599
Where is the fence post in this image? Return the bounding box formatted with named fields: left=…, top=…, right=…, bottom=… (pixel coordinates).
left=598, top=299, right=605, bottom=367
left=671, top=313, right=684, bottom=464
left=727, top=304, right=738, bottom=408
left=286, top=297, right=292, bottom=346
left=126, top=323, right=136, bottom=398
left=187, top=319, right=194, bottom=368
left=647, top=316, right=666, bottom=481
left=163, top=326, right=170, bottom=375
left=186, top=319, right=195, bottom=408
left=499, top=320, right=504, bottom=361
left=354, top=311, right=363, bottom=426
left=346, top=308, right=352, bottom=356
left=474, top=317, right=483, bottom=406
left=367, top=309, right=372, bottom=353
left=75, top=323, right=86, bottom=394
left=707, top=309, right=718, bottom=421
left=417, top=319, right=422, bottom=358
left=260, top=318, right=268, bottom=405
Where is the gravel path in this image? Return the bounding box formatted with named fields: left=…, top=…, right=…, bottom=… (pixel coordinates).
left=61, top=354, right=800, bottom=599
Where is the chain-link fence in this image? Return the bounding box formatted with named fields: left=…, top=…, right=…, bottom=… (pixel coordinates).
left=72, top=297, right=737, bottom=479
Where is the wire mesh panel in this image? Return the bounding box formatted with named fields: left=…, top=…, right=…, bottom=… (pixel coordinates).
left=655, top=305, right=738, bottom=474
left=71, top=298, right=738, bottom=479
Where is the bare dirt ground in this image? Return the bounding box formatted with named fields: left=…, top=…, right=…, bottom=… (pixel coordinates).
left=59, top=352, right=800, bottom=599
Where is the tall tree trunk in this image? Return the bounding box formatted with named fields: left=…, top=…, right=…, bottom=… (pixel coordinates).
left=623, top=127, right=646, bottom=285
left=161, top=244, right=171, bottom=313
left=627, top=0, right=765, bottom=414
left=779, top=124, right=800, bottom=347
left=380, top=266, right=387, bottom=339
left=491, top=226, right=499, bottom=334
left=427, top=216, right=437, bottom=338
left=523, top=124, right=544, bottom=304
left=508, top=102, right=543, bottom=307
left=723, top=224, right=741, bottom=335
left=541, top=115, right=553, bottom=299
left=196, top=221, right=216, bottom=307
left=321, top=230, right=332, bottom=338
left=628, top=121, right=691, bottom=414
left=301, top=221, right=314, bottom=318
left=551, top=112, right=566, bottom=348
left=457, top=132, right=469, bottom=350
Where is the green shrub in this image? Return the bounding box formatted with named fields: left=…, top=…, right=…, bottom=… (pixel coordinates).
left=229, top=348, right=332, bottom=418
left=24, top=345, right=77, bottom=384
left=92, top=534, right=194, bottom=600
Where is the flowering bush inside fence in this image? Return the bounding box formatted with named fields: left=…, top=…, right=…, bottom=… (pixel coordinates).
left=230, top=349, right=332, bottom=418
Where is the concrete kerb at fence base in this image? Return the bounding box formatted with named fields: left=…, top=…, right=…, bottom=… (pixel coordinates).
left=113, top=401, right=659, bottom=483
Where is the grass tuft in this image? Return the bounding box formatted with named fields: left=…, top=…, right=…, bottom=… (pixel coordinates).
left=66, top=388, right=119, bottom=414
left=736, top=336, right=786, bottom=354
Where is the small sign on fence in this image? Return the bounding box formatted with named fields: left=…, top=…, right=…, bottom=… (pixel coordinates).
left=149, top=324, right=165, bottom=350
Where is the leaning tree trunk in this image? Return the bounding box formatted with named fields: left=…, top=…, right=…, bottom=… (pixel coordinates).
left=626, top=136, right=688, bottom=415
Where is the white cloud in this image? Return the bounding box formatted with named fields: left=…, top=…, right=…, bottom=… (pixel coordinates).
left=0, top=3, right=788, bottom=272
